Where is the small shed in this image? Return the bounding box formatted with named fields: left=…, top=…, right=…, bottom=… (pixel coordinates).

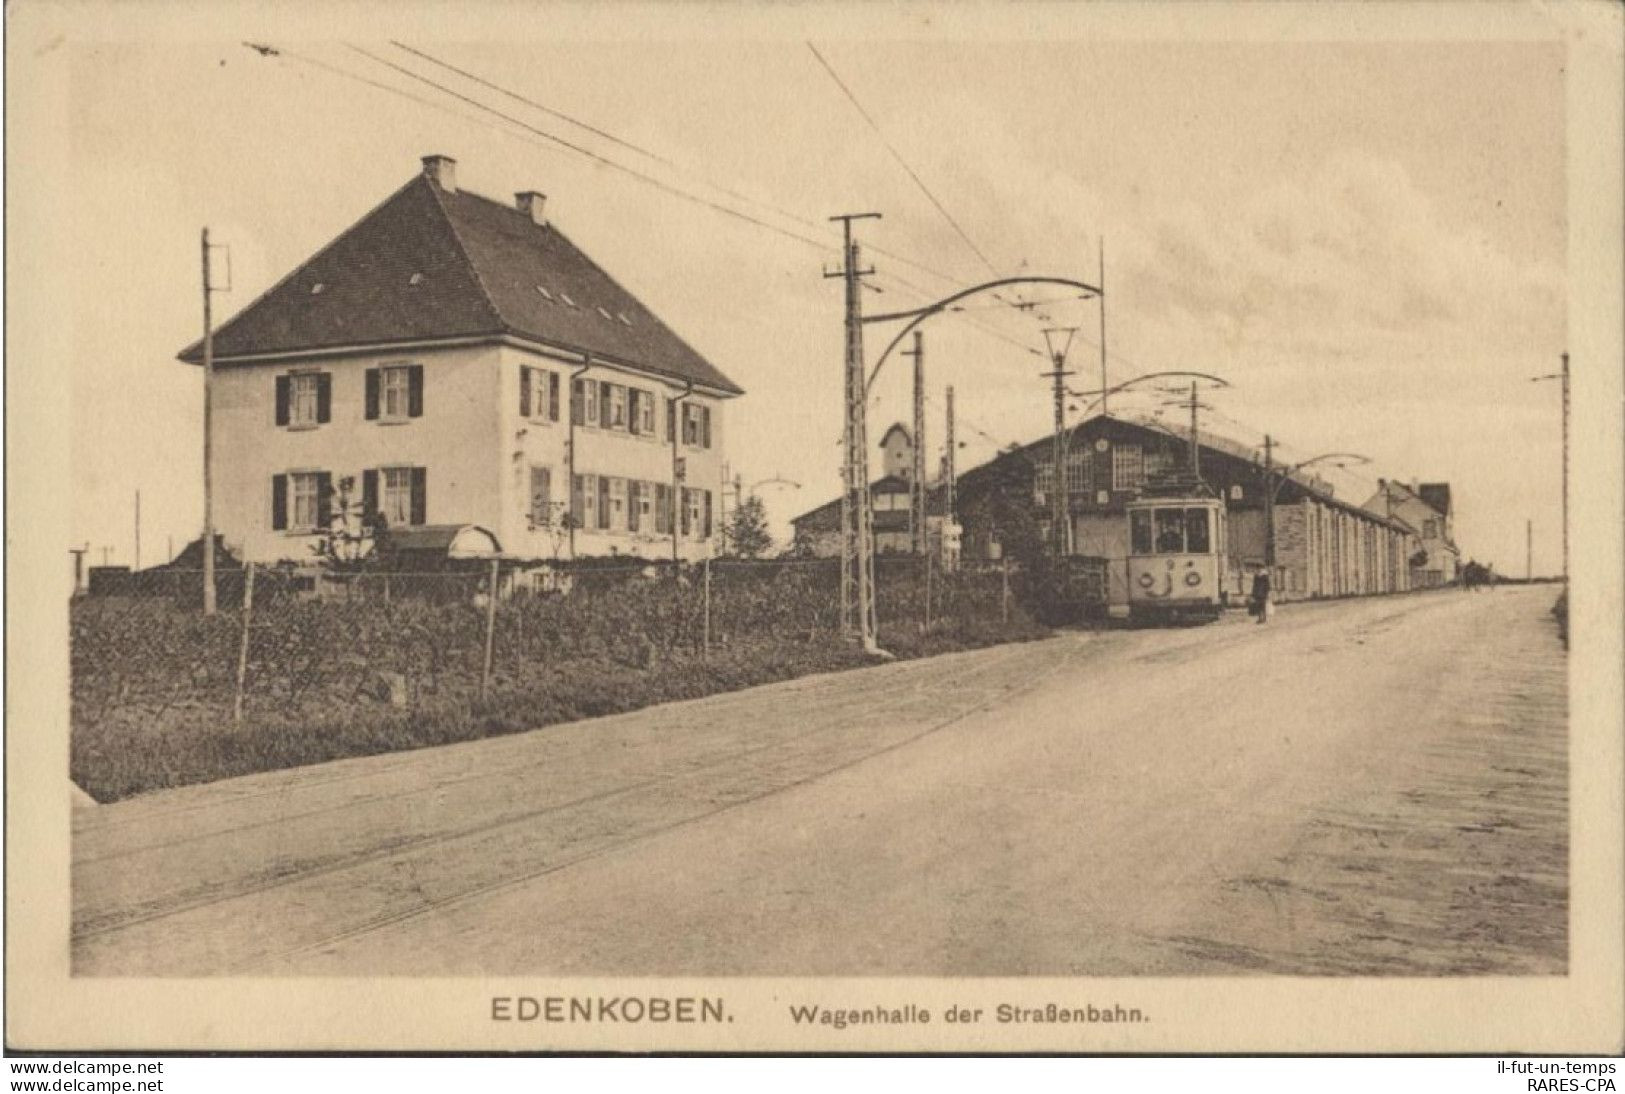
left=386, top=524, right=503, bottom=564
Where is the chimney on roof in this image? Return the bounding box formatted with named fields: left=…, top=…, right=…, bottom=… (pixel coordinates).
left=421, top=154, right=457, bottom=192
left=515, top=191, right=548, bottom=226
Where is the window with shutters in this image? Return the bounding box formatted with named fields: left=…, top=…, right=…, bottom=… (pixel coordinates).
left=288, top=373, right=320, bottom=427
left=576, top=379, right=599, bottom=427
left=381, top=467, right=414, bottom=526
left=521, top=367, right=560, bottom=423
left=637, top=390, right=656, bottom=436
left=380, top=365, right=412, bottom=421
left=683, top=487, right=706, bottom=538
left=633, top=480, right=652, bottom=532
left=529, top=466, right=552, bottom=527
left=682, top=403, right=711, bottom=447
left=607, top=476, right=628, bottom=531
left=574, top=473, right=597, bottom=528
left=291, top=472, right=322, bottom=531
left=655, top=483, right=672, bottom=535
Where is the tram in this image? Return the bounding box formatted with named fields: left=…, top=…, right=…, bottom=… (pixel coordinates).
left=1125, top=493, right=1228, bottom=624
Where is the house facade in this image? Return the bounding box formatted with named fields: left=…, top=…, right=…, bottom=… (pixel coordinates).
left=181, top=155, right=741, bottom=566
left=790, top=421, right=960, bottom=562
left=1362, top=480, right=1460, bottom=587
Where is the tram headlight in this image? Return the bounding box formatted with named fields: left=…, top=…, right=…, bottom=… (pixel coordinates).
left=1184, top=571, right=1202, bottom=587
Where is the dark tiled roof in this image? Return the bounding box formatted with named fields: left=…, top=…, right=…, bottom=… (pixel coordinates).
left=791, top=476, right=943, bottom=532
left=179, top=173, right=742, bottom=395
left=1418, top=483, right=1452, bottom=517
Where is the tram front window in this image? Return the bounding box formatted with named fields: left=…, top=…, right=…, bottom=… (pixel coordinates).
left=1130, top=510, right=1154, bottom=554
left=1185, top=507, right=1211, bottom=553
left=1155, top=508, right=1186, bottom=554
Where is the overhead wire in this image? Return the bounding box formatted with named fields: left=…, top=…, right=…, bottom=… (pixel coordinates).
left=348, top=42, right=1052, bottom=356
left=805, top=43, right=1001, bottom=279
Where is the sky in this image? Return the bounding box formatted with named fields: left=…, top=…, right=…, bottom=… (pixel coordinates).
left=61, top=22, right=1569, bottom=573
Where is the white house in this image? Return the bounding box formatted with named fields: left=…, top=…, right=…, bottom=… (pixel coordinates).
left=179, top=155, right=743, bottom=565
left=1363, top=480, right=1460, bottom=587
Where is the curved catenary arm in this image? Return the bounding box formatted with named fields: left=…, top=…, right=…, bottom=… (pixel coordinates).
left=863, top=276, right=1101, bottom=394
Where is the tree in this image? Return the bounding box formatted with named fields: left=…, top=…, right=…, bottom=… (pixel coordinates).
left=310, top=475, right=389, bottom=574
left=725, top=494, right=773, bottom=559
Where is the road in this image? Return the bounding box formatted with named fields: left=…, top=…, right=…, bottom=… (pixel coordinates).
left=73, top=585, right=1567, bottom=977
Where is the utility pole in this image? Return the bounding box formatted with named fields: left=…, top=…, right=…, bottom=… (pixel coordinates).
left=134, top=490, right=141, bottom=571
left=201, top=228, right=217, bottom=615
left=904, top=331, right=926, bottom=555
left=1097, top=238, right=1109, bottom=416
left=1532, top=352, right=1569, bottom=583
left=1560, top=352, right=1569, bottom=583
left=1041, top=328, right=1078, bottom=560
left=1263, top=434, right=1275, bottom=570
left=70, top=545, right=89, bottom=595
left=944, top=385, right=957, bottom=524
left=1527, top=518, right=1533, bottom=582
left=827, top=212, right=881, bottom=651
left=1188, top=381, right=1201, bottom=481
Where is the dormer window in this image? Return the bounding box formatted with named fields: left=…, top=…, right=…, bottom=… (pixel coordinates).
left=310, top=282, right=326, bottom=295
left=408, top=273, right=424, bottom=287
left=537, top=285, right=554, bottom=301
left=617, top=312, right=633, bottom=326
left=559, top=292, right=577, bottom=308
left=596, top=306, right=612, bottom=320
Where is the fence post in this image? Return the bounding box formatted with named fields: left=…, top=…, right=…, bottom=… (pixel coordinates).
left=923, top=551, right=933, bottom=631
left=1001, top=556, right=1010, bottom=624
left=481, top=557, right=499, bottom=700
left=702, top=556, right=712, bottom=658
left=232, top=563, right=255, bottom=722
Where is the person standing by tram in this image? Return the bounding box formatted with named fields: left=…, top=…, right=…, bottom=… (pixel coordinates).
left=1250, top=566, right=1273, bottom=624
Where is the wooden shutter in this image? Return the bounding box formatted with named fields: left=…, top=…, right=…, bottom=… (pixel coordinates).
left=364, top=368, right=380, bottom=420
left=549, top=372, right=561, bottom=421
left=275, top=375, right=291, bottom=426
left=599, top=381, right=612, bottom=428
left=598, top=476, right=611, bottom=530
left=703, top=489, right=713, bottom=538
left=701, top=405, right=712, bottom=449
left=410, top=467, right=427, bottom=525
left=531, top=466, right=551, bottom=526
left=665, top=397, right=674, bottom=442
left=628, top=481, right=641, bottom=532
left=316, top=373, right=332, bottom=423
left=520, top=367, right=532, bottom=419
left=628, top=390, right=641, bottom=435
left=572, top=474, right=584, bottom=525
left=271, top=474, right=288, bottom=530
left=407, top=364, right=424, bottom=418
left=361, top=469, right=379, bottom=522
left=571, top=378, right=584, bottom=425
left=315, top=472, right=333, bottom=530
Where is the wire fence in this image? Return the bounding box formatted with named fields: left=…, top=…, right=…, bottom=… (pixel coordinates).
left=70, top=556, right=1039, bottom=799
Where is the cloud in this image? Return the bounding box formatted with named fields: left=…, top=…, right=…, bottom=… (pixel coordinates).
left=1117, top=150, right=1564, bottom=364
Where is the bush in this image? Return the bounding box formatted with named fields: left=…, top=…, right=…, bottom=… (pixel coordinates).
left=71, top=558, right=1048, bottom=801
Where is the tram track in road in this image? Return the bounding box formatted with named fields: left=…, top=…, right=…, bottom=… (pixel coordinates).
left=233, top=646, right=1086, bottom=975
left=73, top=637, right=1082, bottom=971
